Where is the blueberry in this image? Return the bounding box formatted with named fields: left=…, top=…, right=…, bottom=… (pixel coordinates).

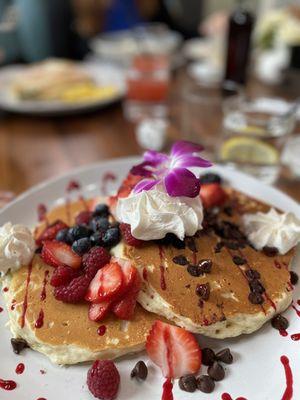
left=200, top=173, right=222, bottom=184
left=93, top=204, right=109, bottom=218
left=68, top=225, right=91, bottom=242
left=90, top=231, right=104, bottom=246
left=72, top=237, right=91, bottom=256
left=56, top=228, right=71, bottom=244
left=102, top=227, right=120, bottom=247
left=90, top=216, right=109, bottom=233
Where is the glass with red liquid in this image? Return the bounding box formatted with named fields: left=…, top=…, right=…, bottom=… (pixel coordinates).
left=123, top=54, right=170, bottom=122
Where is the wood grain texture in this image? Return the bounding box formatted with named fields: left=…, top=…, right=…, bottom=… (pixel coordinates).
left=0, top=70, right=299, bottom=202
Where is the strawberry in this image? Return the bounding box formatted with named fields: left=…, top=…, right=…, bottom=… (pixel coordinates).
left=41, top=240, right=82, bottom=269
left=85, top=261, right=123, bottom=302
left=146, top=321, right=201, bottom=379
left=36, top=220, right=68, bottom=245
left=200, top=183, right=227, bottom=209
left=88, top=301, right=111, bottom=322
left=112, top=273, right=141, bottom=320
left=108, top=173, right=143, bottom=212
left=113, top=257, right=137, bottom=290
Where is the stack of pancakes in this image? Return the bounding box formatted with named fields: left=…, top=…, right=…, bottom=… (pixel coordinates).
left=2, top=189, right=294, bottom=364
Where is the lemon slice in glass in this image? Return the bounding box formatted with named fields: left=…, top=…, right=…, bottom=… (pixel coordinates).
left=220, top=137, right=280, bottom=165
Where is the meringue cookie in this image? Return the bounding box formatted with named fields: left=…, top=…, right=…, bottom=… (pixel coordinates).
left=0, top=222, right=35, bottom=275
left=116, top=184, right=203, bottom=241
left=243, top=208, right=300, bottom=254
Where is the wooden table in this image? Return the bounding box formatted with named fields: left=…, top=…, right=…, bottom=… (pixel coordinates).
left=0, top=69, right=299, bottom=202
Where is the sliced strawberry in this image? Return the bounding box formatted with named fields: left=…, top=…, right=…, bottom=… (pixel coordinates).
left=85, top=261, right=123, bottom=302
left=113, top=257, right=137, bottom=290
left=108, top=173, right=143, bottom=212
left=200, top=183, right=227, bottom=209
left=146, top=321, right=201, bottom=379
left=41, top=240, right=82, bottom=269
left=88, top=301, right=111, bottom=322
left=112, top=273, right=141, bottom=320
left=36, top=220, right=68, bottom=245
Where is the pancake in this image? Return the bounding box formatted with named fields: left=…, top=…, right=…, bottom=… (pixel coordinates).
left=1, top=199, right=157, bottom=365
left=116, top=189, right=295, bottom=339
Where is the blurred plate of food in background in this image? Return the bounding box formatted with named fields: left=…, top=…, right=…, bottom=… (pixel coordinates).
left=0, top=59, right=126, bottom=115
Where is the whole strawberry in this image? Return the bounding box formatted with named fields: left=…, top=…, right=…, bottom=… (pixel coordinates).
left=87, top=360, right=120, bottom=400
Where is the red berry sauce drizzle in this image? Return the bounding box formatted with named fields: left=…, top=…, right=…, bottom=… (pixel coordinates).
left=0, top=306, right=3, bottom=313
left=101, top=172, right=116, bottom=196
left=35, top=309, right=44, bottom=329
left=20, top=261, right=33, bottom=328
left=10, top=299, right=16, bottom=311
left=280, top=329, right=288, bottom=337
left=15, top=363, right=25, bottom=375
left=97, top=325, right=106, bottom=336
left=37, top=204, right=49, bottom=226
left=280, top=356, right=293, bottom=400
left=40, top=270, right=49, bottom=301
left=221, top=394, right=247, bottom=400
left=0, top=379, right=17, bottom=391
left=162, top=378, right=173, bottom=400
left=3, top=287, right=9, bottom=292
left=158, top=246, right=166, bottom=291
left=65, top=180, right=88, bottom=224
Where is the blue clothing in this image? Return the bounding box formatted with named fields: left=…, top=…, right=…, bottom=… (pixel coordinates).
left=104, top=0, right=142, bottom=32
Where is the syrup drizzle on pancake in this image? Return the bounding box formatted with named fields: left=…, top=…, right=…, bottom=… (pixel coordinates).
left=159, top=246, right=167, bottom=291
left=281, top=356, right=293, bottom=400
left=40, top=270, right=49, bottom=301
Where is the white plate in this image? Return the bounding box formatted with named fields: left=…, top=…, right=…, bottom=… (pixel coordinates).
left=0, top=62, right=125, bottom=116
left=0, top=158, right=300, bottom=400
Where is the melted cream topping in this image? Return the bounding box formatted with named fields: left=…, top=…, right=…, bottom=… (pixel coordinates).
left=116, top=185, right=203, bottom=240
left=0, top=222, right=35, bottom=275
left=243, top=208, right=300, bottom=254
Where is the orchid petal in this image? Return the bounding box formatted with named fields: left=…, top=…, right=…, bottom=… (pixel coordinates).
left=164, top=168, right=201, bottom=198
left=130, top=161, right=154, bottom=177
left=144, top=150, right=168, bottom=165
left=173, top=155, right=212, bottom=169
left=134, top=179, right=160, bottom=193
left=171, top=141, right=204, bottom=157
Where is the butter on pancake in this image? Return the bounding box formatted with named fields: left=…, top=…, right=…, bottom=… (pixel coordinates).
left=118, top=189, right=294, bottom=339
left=2, top=199, right=157, bottom=365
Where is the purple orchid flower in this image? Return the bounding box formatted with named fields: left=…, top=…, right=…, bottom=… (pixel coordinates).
left=130, top=140, right=212, bottom=198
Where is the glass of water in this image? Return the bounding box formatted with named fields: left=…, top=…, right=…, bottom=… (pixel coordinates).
left=219, top=95, right=297, bottom=184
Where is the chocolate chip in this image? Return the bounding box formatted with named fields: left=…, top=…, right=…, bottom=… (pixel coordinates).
left=202, top=348, right=215, bottom=366
left=11, top=338, right=29, bottom=354
left=263, top=246, right=279, bottom=257
left=130, top=361, right=148, bottom=380
left=187, top=264, right=202, bottom=277
left=215, top=348, right=233, bottom=364
left=271, top=315, right=289, bottom=331
left=232, top=255, right=246, bottom=265
left=186, top=237, right=198, bottom=252
left=207, top=361, right=225, bottom=381
left=197, top=375, right=215, bottom=393
left=214, top=242, right=224, bottom=253
left=249, top=279, right=265, bottom=294
left=245, top=269, right=261, bottom=280
left=178, top=374, right=197, bottom=392
left=172, top=255, right=188, bottom=266
left=248, top=292, right=264, bottom=305
left=290, top=271, right=299, bottom=285
left=198, top=259, right=212, bottom=273
left=196, top=283, right=210, bottom=300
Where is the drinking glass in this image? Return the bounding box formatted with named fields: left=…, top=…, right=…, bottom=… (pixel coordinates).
left=123, top=53, right=170, bottom=122
left=219, top=95, right=297, bottom=184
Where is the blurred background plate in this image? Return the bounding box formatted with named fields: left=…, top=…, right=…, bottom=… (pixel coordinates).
left=0, top=61, right=126, bottom=116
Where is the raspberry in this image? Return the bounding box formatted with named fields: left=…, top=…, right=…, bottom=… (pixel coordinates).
left=119, top=223, right=144, bottom=247
left=54, top=274, right=90, bottom=303
left=50, top=266, right=79, bottom=287
left=83, top=247, right=111, bottom=279
left=75, top=211, right=93, bottom=226
left=87, top=360, right=120, bottom=400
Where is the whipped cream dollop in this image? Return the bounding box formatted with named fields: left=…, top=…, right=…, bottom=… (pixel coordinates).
left=116, top=185, right=203, bottom=241
left=0, top=222, right=35, bottom=275
left=243, top=208, right=300, bottom=254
